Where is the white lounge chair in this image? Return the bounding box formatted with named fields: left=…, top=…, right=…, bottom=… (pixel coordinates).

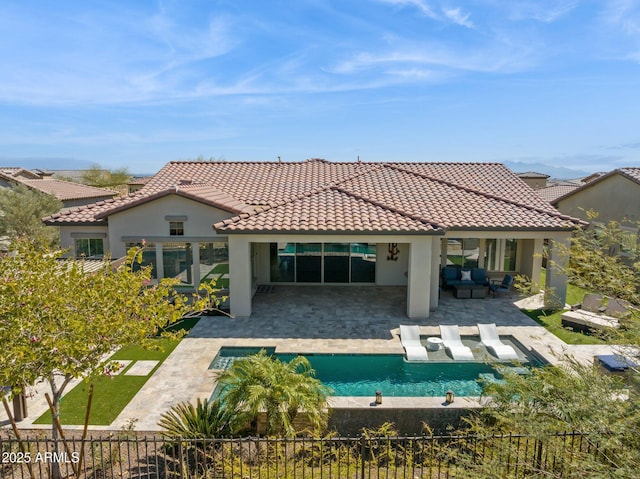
left=439, top=325, right=474, bottom=360
left=478, top=323, right=518, bottom=360
left=399, top=325, right=429, bottom=362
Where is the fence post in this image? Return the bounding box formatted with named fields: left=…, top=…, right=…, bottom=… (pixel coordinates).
left=534, top=438, right=544, bottom=472
left=178, top=435, right=185, bottom=479
left=360, top=434, right=366, bottom=479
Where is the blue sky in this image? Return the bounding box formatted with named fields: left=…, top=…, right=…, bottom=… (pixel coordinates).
left=1, top=0, right=640, bottom=176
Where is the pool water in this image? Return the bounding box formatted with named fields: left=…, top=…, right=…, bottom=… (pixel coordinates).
left=209, top=348, right=518, bottom=398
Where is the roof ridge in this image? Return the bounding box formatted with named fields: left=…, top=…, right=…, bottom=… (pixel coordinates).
left=331, top=185, right=443, bottom=231
left=387, top=164, right=582, bottom=223
left=213, top=164, right=391, bottom=228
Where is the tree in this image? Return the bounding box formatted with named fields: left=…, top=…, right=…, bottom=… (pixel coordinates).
left=455, top=216, right=640, bottom=477
left=0, top=241, right=215, bottom=438
left=0, top=184, right=62, bottom=248
left=80, top=164, right=132, bottom=188
left=550, top=210, right=640, bottom=305
left=215, top=351, right=332, bottom=437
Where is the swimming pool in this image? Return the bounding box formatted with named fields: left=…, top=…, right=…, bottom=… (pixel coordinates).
left=209, top=347, right=533, bottom=398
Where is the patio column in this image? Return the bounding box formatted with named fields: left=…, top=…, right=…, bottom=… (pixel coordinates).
left=228, top=235, right=252, bottom=318
left=531, top=238, right=544, bottom=287
left=406, top=237, right=432, bottom=319
left=430, top=237, right=440, bottom=310
left=545, top=233, right=570, bottom=309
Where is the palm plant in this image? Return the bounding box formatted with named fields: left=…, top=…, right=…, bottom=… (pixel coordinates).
left=216, top=350, right=333, bottom=437
left=158, top=398, right=231, bottom=438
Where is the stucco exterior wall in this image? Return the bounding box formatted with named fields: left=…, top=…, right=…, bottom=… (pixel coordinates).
left=58, top=225, right=110, bottom=257
left=556, top=174, right=640, bottom=227
left=107, top=195, right=231, bottom=257
left=376, top=243, right=409, bottom=285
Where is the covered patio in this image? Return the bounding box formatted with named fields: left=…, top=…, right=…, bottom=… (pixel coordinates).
left=204, top=285, right=536, bottom=340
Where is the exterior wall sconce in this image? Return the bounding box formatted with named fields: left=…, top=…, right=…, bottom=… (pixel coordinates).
left=375, top=391, right=383, bottom=405
left=445, top=390, right=455, bottom=404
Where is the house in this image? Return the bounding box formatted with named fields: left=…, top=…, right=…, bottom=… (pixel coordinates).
left=44, top=159, right=584, bottom=319
left=0, top=167, right=118, bottom=208
left=517, top=171, right=550, bottom=190
left=553, top=167, right=640, bottom=256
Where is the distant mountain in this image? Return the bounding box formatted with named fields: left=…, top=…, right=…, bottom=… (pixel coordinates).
left=503, top=161, right=591, bottom=179
left=0, top=157, right=95, bottom=171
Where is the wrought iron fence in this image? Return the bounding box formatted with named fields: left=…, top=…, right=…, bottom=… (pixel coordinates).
left=0, top=432, right=620, bottom=479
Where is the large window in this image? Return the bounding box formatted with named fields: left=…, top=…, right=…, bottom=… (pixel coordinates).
left=199, top=242, right=229, bottom=289
left=324, top=243, right=350, bottom=283
left=270, top=242, right=376, bottom=283
left=350, top=243, right=376, bottom=283
left=75, top=238, right=104, bottom=258
left=484, top=239, right=518, bottom=272
left=125, top=242, right=157, bottom=279
left=295, top=243, right=322, bottom=282
left=163, top=242, right=193, bottom=285
left=446, top=239, right=479, bottom=269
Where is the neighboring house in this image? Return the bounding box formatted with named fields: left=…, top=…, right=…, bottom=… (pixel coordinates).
left=553, top=167, right=640, bottom=256
left=536, top=181, right=583, bottom=204
left=44, top=159, right=583, bottom=319
left=0, top=167, right=118, bottom=208
left=517, top=171, right=550, bottom=190
left=127, top=176, right=152, bottom=194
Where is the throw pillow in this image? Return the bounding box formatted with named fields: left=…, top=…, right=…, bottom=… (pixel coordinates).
left=461, top=270, right=472, bottom=281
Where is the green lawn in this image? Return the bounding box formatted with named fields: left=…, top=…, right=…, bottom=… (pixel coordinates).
left=201, top=263, right=230, bottom=289
left=34, top=317, right=200, bottom=426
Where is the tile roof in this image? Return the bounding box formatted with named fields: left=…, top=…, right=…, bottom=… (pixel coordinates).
left=536, top=183, right=580, bottom=204
left=45, top=159, right=584, bottom=232
left=19, top=178, right=118, bottom=201
left=1, top=168, right=118, bottom=201
left=216, top=187, right=439, bottom=234
left=0, top=167, right=41, bottom=179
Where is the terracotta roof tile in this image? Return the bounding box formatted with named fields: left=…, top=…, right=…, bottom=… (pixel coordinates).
left=215, top=187, right=438, bottom=233
left=19, top=178, right=118, bottom=201
left=48, top=160, right=584, bottom=232
left=537, top=184, right=580, bottom=203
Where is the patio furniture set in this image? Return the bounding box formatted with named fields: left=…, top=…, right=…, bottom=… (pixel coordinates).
left=441, top=266, right=514, bottom=299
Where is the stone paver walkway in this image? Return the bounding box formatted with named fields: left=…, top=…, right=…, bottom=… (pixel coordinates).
left=124, top=360, right=159, bottom=376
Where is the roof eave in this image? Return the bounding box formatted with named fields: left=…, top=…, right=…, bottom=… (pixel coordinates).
left=213, top=227, right=444, bottom=236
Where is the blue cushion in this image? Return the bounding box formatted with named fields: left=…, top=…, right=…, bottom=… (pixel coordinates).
left=442, top=267, right=459, bottom=281
left=597, top=355, right=636, bottom=372
left=471, top=268, right=487, bottom=284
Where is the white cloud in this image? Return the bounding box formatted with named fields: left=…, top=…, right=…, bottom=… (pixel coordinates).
left=331, top=39, right=538, bottom=77
left=374, top=0, right=473, bottom=28
left=601, top=0, right=640, bottom=61
left=443, top=7, right=474, bottom=28
left=506, top=1, right=578, bottom=23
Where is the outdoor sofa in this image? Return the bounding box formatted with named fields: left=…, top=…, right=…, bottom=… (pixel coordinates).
left=441, top=266, right=489, bottom=290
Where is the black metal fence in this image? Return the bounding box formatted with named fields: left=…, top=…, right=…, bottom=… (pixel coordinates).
left=0, top=432, right=620, bottom=479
